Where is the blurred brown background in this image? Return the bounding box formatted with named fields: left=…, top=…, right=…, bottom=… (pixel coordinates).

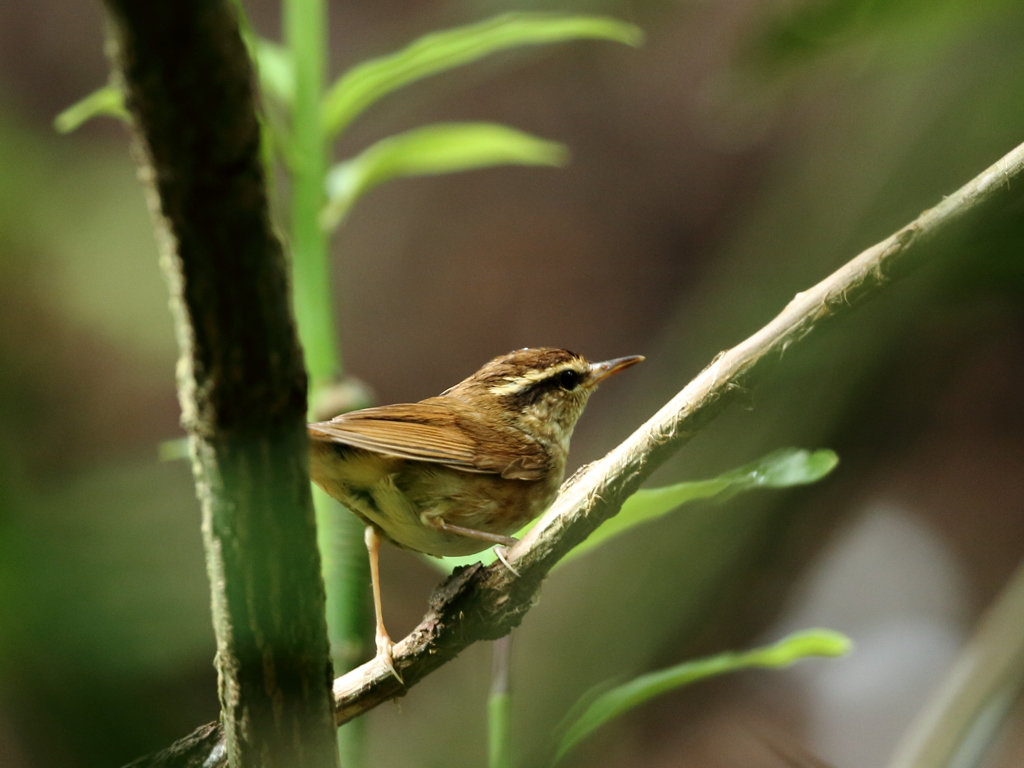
left=2, top=0, right=1024, bottom=766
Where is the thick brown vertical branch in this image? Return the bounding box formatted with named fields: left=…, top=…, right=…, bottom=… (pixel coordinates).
left=102, top=2, right=339, bottom=767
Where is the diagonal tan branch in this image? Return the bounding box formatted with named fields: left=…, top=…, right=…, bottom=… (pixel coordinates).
left=329, top=139, right=1024, bottom=724
left=125, top=139, right=1024, bottom=766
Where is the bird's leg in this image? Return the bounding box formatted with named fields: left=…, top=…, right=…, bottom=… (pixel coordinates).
left=364, top=524, right=402, bottom=683
left=432, top=519, right=518, bottom=547
left=427, top=519, right=521, bottom=577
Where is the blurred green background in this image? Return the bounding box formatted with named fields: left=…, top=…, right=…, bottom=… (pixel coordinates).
left=2, top=0, right=1024, bottom=766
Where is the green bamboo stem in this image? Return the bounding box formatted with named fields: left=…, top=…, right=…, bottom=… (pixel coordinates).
left=285, top=0, right=340, bottom=390
left=488, top=635, right=514, bottom=768
left=284, top=1, right=370, bottom=765
left=314, top=488, right=370, bottom=767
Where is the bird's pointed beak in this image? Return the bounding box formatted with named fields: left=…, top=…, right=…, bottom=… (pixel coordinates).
left=588, top=355, right=644, bottom=385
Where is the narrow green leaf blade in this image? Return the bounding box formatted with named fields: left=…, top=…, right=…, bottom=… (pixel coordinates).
left=321, top=13, right=643, bottom=137
left=555, top=629, right=852, bottom=763
left=562, top=448, right=838, bottom=566
left=254, top=37, right=295, bottom=106
left=321, top=122, right=567, bottom=230
left=429, top=448, right=838, bottom=573
left=54, top=84, right=129, bottom=133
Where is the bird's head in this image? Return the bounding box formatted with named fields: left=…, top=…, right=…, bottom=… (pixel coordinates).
left=444, top=347, right=643, bottom=449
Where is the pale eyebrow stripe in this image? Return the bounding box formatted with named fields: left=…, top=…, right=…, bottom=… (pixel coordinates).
left=487, top=362, right=578, bottom=397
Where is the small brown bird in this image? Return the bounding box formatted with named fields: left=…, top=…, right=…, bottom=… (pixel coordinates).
left=308, top=347, right=643, bottom=678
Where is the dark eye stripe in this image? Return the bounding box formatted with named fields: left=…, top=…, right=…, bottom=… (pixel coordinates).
left=500, top=368, right=580, bottom=407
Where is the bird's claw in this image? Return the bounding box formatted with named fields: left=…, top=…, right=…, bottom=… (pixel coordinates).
left=494, top=545, right=521, bottom=577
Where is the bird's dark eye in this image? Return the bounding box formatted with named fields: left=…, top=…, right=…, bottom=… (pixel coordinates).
left=555, top=369, right=581, bottom=391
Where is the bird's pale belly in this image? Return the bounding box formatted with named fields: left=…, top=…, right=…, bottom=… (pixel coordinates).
left=309, top=442, right=562, bottom=557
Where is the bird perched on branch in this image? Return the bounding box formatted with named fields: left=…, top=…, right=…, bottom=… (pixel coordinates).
left=308, top=347, right=643, bottom=679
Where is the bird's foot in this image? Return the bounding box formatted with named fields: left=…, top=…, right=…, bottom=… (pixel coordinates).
left=375, top=632, right=403, bottom=684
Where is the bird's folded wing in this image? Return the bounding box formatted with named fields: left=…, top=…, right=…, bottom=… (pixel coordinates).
left=307, top=401, right=552, bottom=480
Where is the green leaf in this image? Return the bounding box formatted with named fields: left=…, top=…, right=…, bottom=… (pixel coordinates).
left=431, top=448, right=838, bottom=573
left=254, top=37, right=295, bottom=106
left=321, top=13, right=643, bottom=138
left=566, top=447, right=838, bottom=565
left=54, top=84, right=129, bottom=133
left=555, top=629, right=852, bottom=763
left=321, top=122, right=568, bottom=230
